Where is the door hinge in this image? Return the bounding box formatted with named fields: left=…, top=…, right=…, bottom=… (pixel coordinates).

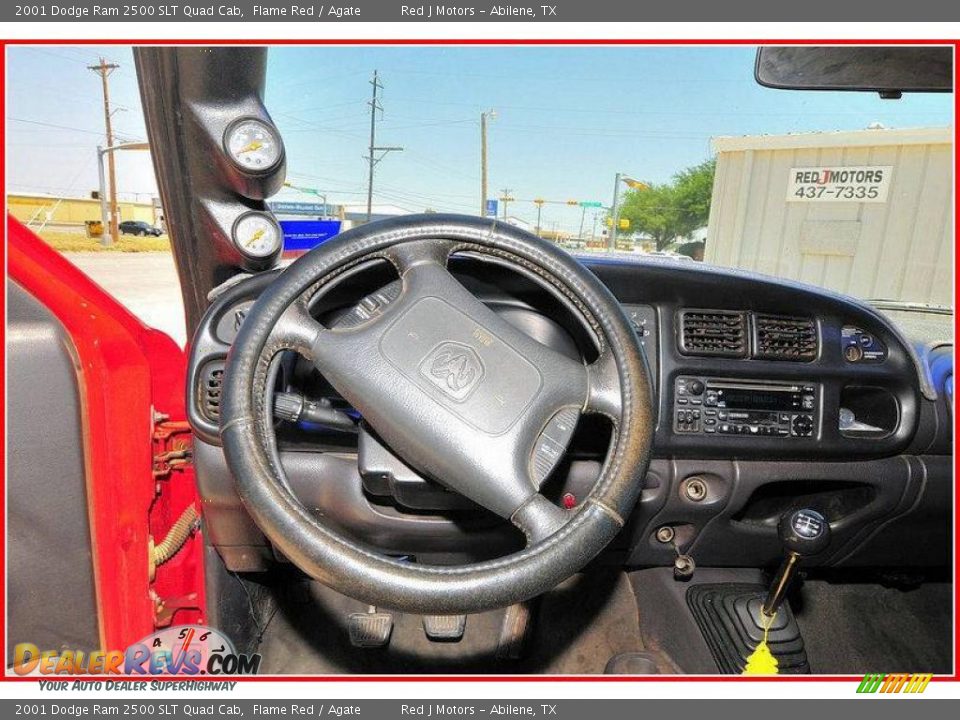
left=152, top=415, right=193, bottom=479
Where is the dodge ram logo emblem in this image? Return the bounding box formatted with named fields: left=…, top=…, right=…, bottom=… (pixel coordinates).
left=420, top=342, right=484, bottom=401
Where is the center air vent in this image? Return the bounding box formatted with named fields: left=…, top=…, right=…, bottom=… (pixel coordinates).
left=199, top=360, right=225, bottom=423
left=678, top=310, right=748, bottom=358
left=754, top=315, right=818, bottom=362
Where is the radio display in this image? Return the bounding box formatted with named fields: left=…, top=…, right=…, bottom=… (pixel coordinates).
left=715, top=387, right=799, bottom=411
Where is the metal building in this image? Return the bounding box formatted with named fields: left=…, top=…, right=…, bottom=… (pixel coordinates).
left=705, top=127, right=953, bottom=306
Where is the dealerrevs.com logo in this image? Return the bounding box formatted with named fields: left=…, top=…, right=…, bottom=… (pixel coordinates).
left=13, top=625, right=261, bottom=676
left=856, top=673, right=932, bottom=694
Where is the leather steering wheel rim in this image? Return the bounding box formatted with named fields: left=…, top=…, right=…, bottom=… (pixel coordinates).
left=220, top=214, right=654, bottom=614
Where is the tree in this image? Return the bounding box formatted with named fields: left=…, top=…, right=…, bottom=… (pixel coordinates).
left=617, top=159, right=716, bottom=251
left=617, top=183, right=681, bottom=251
left=672, top=159, right=716, bottom=239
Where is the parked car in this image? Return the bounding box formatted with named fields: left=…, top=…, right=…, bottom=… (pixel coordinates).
left=118, top=220, right=163, bottom=237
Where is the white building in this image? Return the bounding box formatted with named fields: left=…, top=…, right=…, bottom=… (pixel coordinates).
left=706, top=127, right=953, bottom=306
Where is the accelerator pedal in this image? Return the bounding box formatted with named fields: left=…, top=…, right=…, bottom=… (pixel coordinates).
left=423, top=615, right=467, bottom=642
left=348, top=606, right=394, bottom=648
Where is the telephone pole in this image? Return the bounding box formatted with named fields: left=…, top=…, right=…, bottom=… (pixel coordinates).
left=365, top=70, right=403, bottom=223
left=480, top=109, right=495, bottom=215
left=499, top=188, right=514, bottom=220
left=609, top=172, right=622, bottom=250
left=89, top=57, right=121, bottom=245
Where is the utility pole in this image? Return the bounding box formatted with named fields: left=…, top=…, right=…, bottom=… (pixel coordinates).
left=499, top=188, right=514, bottom=220
left=365, top=70, right=403, bottom=223
left=578, top=205, right=587, bottom=240
left=609, top=171, right=622, bottom=250
left=533, top=198, right=545, bottom=237
left=89, top=57, right=121, bottom=245
left=480, top=109, right=495, bottom=216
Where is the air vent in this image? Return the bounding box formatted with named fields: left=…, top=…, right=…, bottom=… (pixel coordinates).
left=754, top=315, right=818, bottom=361
left=199, top=360, right=225, bottom=422
left=678, top=310, right=747, bottom=357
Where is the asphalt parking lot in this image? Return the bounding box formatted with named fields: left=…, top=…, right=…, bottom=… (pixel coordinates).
left=64, top=252, right=187, bottom=347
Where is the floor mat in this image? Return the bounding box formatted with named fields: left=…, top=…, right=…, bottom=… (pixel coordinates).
left=255, top=569, right=643, bottom=674
left=794, top=580, right=952, bottom=674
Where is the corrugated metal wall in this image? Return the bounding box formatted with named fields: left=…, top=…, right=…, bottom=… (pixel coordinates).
left=705, top=129, right=953, bottom=306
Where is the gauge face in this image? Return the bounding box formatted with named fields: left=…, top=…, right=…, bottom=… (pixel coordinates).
left=224, top=118, right=283, bottom=172
left=233, top=213, right=282, bottom=259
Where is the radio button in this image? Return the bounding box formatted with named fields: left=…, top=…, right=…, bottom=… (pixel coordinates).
left=791, top=414, right=814, bottom=437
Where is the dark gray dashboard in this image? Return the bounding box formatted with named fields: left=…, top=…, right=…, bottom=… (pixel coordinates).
left=187, top=256, right=952, bottom=574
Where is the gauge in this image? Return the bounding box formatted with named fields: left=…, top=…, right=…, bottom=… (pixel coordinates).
left=224, top=118, right=283, bottom=173
left=232, top=212, right=282, bottom=259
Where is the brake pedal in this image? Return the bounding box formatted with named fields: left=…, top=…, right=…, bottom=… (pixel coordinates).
left=348, top=606, right=393, bottom=648
left=496, top=602, right=533, bottom=660
left=423, top=614, right=466, bottom=642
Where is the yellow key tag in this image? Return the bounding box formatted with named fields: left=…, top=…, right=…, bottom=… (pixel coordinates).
left=742, top=611, right=780, bottom=675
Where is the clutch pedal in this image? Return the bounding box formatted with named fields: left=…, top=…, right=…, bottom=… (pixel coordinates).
left=423, top=614, right=466, bottom=642
left=348, top=606, right=394, bottom=648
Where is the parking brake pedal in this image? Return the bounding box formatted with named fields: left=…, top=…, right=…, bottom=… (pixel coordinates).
left=423, top=615, right=467, bottom=642
left=348, top=606, right=394, bottom=648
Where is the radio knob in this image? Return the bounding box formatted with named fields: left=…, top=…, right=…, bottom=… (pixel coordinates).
left=687, top=379, right=705, bottom=396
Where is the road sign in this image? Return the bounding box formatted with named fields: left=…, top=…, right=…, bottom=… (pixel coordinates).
left=579, top=201, right=603, bottom=208
left=279, top=220, right=342, bottom=253
left=485, top=199, right=498, bottom=217
left=619, top=218, right=630, bottom=230
left=269, top=201, right=328, bottom=216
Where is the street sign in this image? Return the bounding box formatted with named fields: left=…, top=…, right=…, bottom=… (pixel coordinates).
left=619, top=218, right=630, bottom=230
left=579, top=201, right=603, bottom=208
left=269, top=201, right=328, bottom=216
left=485, top=199, right=498, bottom=217
left=279, top=220, right=342, bottom=253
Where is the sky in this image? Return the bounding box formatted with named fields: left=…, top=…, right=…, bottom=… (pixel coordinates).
left=6, top=45, right=954, bottom=233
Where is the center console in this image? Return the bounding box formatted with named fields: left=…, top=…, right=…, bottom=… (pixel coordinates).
left=674, top=377, right=819, bottom=439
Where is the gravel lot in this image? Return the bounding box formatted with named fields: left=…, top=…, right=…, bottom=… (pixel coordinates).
left=64, top=252, right=187, bottom=347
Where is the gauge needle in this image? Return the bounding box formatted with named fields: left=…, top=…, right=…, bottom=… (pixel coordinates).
left=238, top=140, right=263, bottom=154
left=245, top=229, right=266, bottom=248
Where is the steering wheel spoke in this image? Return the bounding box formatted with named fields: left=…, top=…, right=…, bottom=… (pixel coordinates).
left=511, top=493, right=571, bottom=546
left=383, top=237, right=457, bottom=275
left=585, top=347, right=624, bottom=423
left=267, top=301, right=325, bottom=361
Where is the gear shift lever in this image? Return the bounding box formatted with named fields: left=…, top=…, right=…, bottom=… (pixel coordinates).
left=761, top=508, right=831, bottom=619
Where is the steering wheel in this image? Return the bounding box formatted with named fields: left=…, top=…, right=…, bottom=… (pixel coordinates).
left=220, top=214, right=654, bottom=614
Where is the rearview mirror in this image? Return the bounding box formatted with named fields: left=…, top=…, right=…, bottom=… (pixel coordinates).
left=756, top=46, right=953, bottom=98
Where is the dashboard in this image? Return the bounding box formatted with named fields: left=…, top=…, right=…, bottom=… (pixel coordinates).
left=187, top=255, right=952, bottom=574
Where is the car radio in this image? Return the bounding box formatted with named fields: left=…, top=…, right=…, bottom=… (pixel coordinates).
left=673, top=376, right=818, bottom=438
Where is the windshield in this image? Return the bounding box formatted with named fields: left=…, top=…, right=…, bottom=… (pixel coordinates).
left=6, top=45, right=954, bottom=343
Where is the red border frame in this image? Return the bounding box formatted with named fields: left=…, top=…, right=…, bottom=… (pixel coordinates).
left=1, top=36, right=957, bottom=685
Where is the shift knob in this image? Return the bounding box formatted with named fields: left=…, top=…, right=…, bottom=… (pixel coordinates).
left=778, top=508, right=831, bottom=557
